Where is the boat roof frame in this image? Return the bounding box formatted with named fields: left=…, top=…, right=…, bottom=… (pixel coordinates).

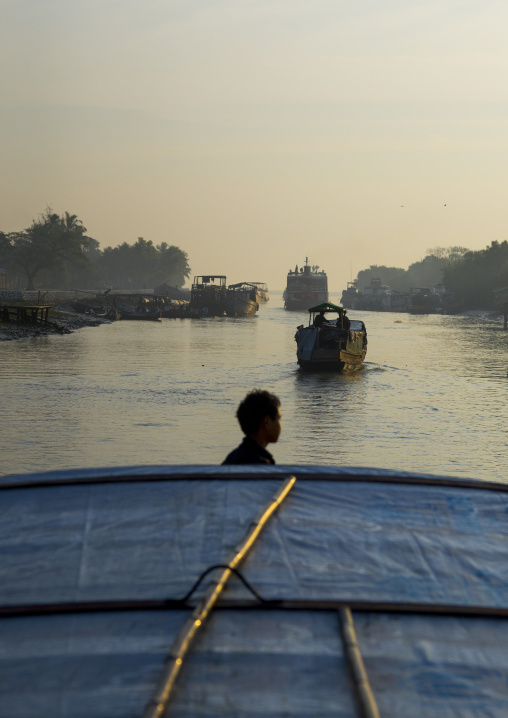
left=192, top=275, right=227, bottom=285
left=308, top=302, right=345, bottom=314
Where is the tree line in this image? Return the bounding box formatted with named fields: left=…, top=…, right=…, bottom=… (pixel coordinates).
left=0, top=209, right=191, bottom=291
left=355, top=243, right=508, bottom=308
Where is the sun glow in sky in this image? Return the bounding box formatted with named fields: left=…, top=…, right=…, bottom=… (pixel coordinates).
left=2, top=0, right=508, bottom=291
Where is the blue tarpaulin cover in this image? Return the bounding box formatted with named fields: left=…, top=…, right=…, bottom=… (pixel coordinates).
left=296, top=328, right=317, bottom=360
left=1, top=465, right=508, bottom=717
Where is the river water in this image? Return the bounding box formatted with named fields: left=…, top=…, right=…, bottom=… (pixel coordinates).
left=1, top=293, right=507, bottom=480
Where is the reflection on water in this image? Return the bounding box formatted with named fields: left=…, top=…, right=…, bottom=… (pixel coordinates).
left=1, top=301, right=507, bottom=480
left=292, top=370, right=369, bottom=464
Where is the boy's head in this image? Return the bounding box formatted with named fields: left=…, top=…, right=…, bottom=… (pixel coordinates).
left=236, top=390, right=281, bottom=443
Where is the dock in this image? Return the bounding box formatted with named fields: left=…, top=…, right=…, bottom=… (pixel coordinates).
left=0, top=305, right=51, bottom=326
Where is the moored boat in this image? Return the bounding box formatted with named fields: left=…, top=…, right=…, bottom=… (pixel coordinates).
left=407, top=287, right=439, bottom=314
left=104, top=293, right=162, bottom=320
left=295, top=302, right=367, bottom=370
left=160, top=299, right=189, bottom=318
left=284, top=257, right=328, bottom=310
left=247, top=281, right=269, bottom=304
left=117, top=308, right=162, bottom=320
left=340, top=280, right=359, bottom=309
left=2, top=463, right=508, bottom=717
left=225, top=282, right=259, bottom=317
left=189, top=275, right=227, bottom=316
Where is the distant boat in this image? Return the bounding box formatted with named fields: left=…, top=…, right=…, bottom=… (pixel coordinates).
left=407, top=287, right=440, bottom=315
left=247, top=282, right=269, bottom=304
left=284, top=257, right=328, bottom=310
left=104, top=293, right=163, bottom=320
left=340, top=281, right=358, bottom=309
left=225, top=283, right=259, bottom=317
left=117, top=308, right=162, bottom=321
left=350, top=277, right=389, bottom=312
left=160, top=300, right=189, bottom=318
left=189, top=275, right=227, bottom=316
left=295, top=302, right=367, bottom=371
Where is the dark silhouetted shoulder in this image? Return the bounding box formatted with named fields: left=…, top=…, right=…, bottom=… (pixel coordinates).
left=222, top=437, right=275, bottom=465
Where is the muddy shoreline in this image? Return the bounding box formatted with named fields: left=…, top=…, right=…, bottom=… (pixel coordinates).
left=0, top=307, right=111, bottom=342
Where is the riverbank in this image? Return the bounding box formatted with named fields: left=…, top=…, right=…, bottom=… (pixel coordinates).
left=0, top=308, right=110, bottom=342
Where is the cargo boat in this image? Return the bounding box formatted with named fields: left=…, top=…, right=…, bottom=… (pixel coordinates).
left=189, top=275, right=227, bottom=316
left=247, top=282, right=269, bottom=304
left=284, top=257, right=328, bottom=310
left=225, top=282, right=259, bottom=317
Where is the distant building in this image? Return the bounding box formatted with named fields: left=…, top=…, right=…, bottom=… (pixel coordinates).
left=0, top=268, right=19, bottom=290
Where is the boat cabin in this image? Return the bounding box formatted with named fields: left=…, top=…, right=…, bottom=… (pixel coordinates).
left=307, top=302, right=354, bottom=330
left=190, top=275, right=228, bottom=316
left=191, top=275, right=226, bottom=290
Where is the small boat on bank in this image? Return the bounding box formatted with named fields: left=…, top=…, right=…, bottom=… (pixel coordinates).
left=160, top=299, right=189, bottom=318
left=225, top=282, right=259, bottom=317
left=117, top=308, right=162, bottom=321
left=284, top=257, right=328, bottom=310
left=295, top=302, right=367, bottom=370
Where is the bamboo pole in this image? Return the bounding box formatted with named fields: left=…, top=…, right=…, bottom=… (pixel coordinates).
left=339, top=606, right=381, bottom=718
left=142, top=475, right=297, bottom=718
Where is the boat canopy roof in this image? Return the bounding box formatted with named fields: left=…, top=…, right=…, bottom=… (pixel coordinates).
left=308, top=302, right=345, bottom=313
left=2, top=464, right=507, bottom=717
left=228, top=282, right=255, bottom=290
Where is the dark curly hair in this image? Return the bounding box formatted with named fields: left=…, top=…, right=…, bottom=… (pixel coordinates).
left=236, top=390, right=281, bottom=435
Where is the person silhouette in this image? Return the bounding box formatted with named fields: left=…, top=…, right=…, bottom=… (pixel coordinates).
left=222, top=390, right=281, bottom=465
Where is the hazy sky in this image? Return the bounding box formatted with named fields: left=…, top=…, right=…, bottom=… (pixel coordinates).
left=2, top=0, right=508, bottom=291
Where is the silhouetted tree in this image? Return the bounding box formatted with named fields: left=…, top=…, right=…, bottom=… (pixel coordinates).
left=98, top=237, right=190, bottom=288
left=0, top=231, right=13, bottom=269
left=442, top=241, right=508, bottom=308
left=9, top=209, right=92, bottom=290
left=356, top=248, right=470, bottom=293
left=2, top=212, right=191, bottom=290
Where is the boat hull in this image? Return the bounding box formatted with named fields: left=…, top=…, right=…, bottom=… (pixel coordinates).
left=284, top=293, right=328, bottom=311
left=297, top=347, right=367, bottom=371
left=225, top=291, right=258, bottom=317
left=255, top=289, right=269, bottom=304
left=189, top=290, right=226, bottom=316
left=117, top=310, right=162, bottom=321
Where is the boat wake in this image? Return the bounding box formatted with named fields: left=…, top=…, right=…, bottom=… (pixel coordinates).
left=362, top=362, right=385, bottom=372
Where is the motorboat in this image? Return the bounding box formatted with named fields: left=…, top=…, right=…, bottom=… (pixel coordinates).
left=295, top=302, right=367, bottom=370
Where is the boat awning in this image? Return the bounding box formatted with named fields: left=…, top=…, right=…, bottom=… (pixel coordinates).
left=308, top=302, right=344, bottom=313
